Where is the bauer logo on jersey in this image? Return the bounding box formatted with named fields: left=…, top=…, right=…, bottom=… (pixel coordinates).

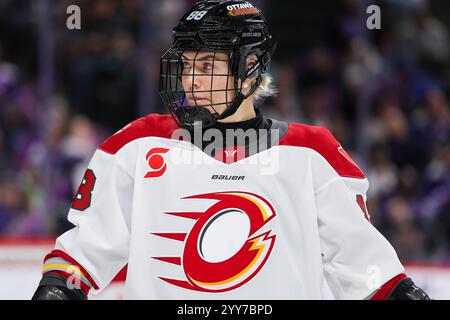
left=144, top=147, right=170, bottom=178
left=152, top=191, right=276, bottom=292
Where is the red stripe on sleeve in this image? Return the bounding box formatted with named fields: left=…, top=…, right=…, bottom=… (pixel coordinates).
left=370, top=273, right=407, bottom=300
left=44, top=249, right=100, bottom=290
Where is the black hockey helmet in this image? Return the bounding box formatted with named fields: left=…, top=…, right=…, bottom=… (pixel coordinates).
left=159, top=0, right=276, bottom=129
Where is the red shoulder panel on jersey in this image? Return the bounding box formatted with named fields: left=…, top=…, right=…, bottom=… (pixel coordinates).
left=99, top=114, right=180, bottom=155
left=277, top=123, right=366, bottom=179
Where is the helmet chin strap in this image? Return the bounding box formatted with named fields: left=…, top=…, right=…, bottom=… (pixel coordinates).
left=174, top=106, right=220, bottom=130
left=217, top=74, right=262, bottom=121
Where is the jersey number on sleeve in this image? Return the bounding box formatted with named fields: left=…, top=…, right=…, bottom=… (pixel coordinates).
left=71, top=169, right=96, bottom=211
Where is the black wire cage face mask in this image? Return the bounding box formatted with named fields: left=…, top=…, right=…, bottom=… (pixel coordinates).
left=159, top=47, right=247, bottom=130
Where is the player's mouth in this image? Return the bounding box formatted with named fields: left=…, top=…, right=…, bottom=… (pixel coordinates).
left=187, top=95, right=210, bottom=106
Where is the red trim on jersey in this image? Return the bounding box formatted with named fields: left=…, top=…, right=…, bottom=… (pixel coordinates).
left=44, top=249, right=100, bottom=290
left=112, top=265, right=128, bottom=282
left=370, top=273, right=407, bottom=300
left=356, top=194, right=371, bottom=222
left=277, top=123, right=366, bottom=179
left=99, top=114, right=180, bottom=155
left=44, top=270, right=91, bottom=295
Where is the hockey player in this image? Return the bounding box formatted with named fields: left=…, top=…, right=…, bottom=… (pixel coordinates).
left=33, top=0, right=430, bottom=300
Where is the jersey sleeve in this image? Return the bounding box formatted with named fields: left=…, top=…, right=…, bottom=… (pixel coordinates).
left=311, top=129, right=404, bottom=300
left=42, top=148, right=133, bottom=294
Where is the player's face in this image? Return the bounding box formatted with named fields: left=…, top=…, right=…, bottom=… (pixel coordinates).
left=181, top=51, right=235, bottom=115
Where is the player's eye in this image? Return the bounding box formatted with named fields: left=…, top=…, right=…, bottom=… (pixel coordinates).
left=182, top=61, right=192, bottom=72
left=203, top=62, right=214, bottom=71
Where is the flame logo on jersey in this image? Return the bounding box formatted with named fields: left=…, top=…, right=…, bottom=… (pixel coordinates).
left=151, top=191, right=276, bottom=293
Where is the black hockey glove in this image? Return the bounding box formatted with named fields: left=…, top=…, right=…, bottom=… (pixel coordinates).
left=31, top=274, right=87, bottom=300
left=387, top=277, right=431, bottom=300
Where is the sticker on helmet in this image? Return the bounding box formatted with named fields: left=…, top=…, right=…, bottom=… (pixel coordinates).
left=227, top=2, right=258, bottom=16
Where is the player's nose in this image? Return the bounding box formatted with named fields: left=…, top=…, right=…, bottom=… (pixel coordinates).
left=183, top=72, right=202, bottom=92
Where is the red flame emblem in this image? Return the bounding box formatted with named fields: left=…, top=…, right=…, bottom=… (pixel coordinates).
left=152, top=191, right=277, bottom=292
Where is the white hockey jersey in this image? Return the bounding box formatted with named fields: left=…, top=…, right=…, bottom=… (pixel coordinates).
left=41, top=113, right=404, bottom=299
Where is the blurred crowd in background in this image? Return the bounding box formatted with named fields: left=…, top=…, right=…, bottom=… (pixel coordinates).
left=0, top=0, right=449, bottom=264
